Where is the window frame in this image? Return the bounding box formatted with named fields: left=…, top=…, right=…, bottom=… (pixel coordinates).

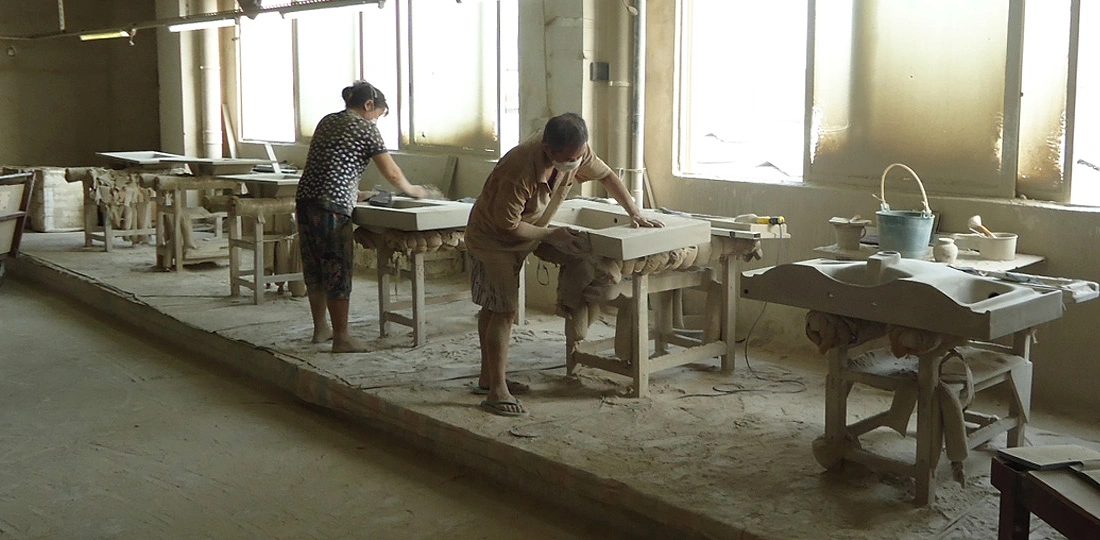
left=235, top=1, right=516, bottom=158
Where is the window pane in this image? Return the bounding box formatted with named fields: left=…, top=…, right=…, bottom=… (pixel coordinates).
left=239, top=15, right=296, bottom=143
left=678, top=0, right=807, bottom=180
left=1017, top=0, right=1072, bottom=201
left=296, top=11, right=359, bottom=138
left=1070, top=1, right=1100, bottom=205
left=362, top=2, right=400, bottom=149
left=809, top=0, right=1010, bottom=198
left=408, top=1, right=498, bottom=153
left=499, top=0, right=520, bottom=153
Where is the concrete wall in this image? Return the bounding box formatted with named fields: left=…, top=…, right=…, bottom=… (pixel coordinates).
left=0, top=2, right=160, bottom=166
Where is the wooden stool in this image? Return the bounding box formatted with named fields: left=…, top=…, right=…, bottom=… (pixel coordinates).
left=147, top=175, right=240, bottom=271
left=228, top=196, right=304, bottom=304
left=819, top=334, right=1033, bottom=505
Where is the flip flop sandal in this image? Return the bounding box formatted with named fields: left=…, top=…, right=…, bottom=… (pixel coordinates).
left=480, top=398, right=528, bottom=417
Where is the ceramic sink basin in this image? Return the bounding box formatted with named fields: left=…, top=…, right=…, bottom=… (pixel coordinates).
left=352, top=197, right=472, bottom=231
left=548, top=199, right=711, bottom=260
left=218, top=172, right=301, bottom=198
left=740, top=252, right=1065, bottom=340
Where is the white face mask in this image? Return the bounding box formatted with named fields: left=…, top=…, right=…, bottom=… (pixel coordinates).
left=553, top=158, right=581, bottom=172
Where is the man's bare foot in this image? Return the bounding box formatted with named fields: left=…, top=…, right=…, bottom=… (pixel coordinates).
left=311, top=328, right=334, bottom=343
left=331, top=336, right=372, bottom=353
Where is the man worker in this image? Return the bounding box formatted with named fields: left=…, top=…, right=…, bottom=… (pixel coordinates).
left=464, top=113, right=664, bottom=416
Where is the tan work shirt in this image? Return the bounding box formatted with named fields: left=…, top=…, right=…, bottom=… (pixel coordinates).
left=465, top=132, right=613, bottom=252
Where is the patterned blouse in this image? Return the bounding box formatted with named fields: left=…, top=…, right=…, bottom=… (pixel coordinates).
left=295, top=110, right=388, bottom=216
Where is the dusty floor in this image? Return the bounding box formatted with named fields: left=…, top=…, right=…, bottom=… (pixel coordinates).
left=0, top=279, right=619, bottom=540
left=8, top=231, right=1100, bottom=539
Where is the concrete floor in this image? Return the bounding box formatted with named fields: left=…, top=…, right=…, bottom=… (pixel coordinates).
left=6, top=231, right=1100, bottom=539
left=0, top=279, right=618, bottom=540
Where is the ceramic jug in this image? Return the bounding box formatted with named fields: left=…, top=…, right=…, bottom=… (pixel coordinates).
left=933, top=237, right=958, bottom=264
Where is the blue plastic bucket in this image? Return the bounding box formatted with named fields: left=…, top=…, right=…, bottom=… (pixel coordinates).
left=876, top=210, right=934, bottom=259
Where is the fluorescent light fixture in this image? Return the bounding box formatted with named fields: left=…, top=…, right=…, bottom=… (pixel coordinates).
left=278, top=0, right=376, bottom=18
left=78, top=30, right=130, bottom=41
left=168, top=18, right=237, bottom=32
left=280, top=4, right=367, bottom=20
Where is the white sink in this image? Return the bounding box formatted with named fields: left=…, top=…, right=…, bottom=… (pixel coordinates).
left=549, top=199, right=710, bottom=260
left=352, top=197, right=472, bottom=231
left=218, top=172, right=301, bottom=198
left=740, top=252, right=1065, bottom=340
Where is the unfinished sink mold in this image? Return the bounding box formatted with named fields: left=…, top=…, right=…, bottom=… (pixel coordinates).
left=741, top=252, right=1065, bottom=340
left=218, top=172, right=301, bottom=198
left=549, top=199, right=710, bottom=260
left=352, top=197, right=472, bottom=231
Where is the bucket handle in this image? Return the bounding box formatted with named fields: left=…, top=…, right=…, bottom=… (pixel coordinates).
left=879, top=163, right=932, bottom=217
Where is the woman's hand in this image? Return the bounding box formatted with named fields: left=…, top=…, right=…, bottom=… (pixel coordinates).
left=631, top=214, right=664, bottom=228
left=357, top=189, right=379, bottom=202
left=404, top=185, right=428, bottom=198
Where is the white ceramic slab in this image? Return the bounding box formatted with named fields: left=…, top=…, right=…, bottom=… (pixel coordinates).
left=352, top=197, right=472, bottom=231
left=96, top=151, right=188, bottom=166
left=549, top=199, right=711, bottom=260
left=161, top=157, right=271, bottom=176
left=218, top=172, right=301, bottom=198
left=740, top=252, right=1065, bottom=340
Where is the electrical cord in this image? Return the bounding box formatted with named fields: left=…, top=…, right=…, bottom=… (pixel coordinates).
left=678, top=222, right=806, bottom=399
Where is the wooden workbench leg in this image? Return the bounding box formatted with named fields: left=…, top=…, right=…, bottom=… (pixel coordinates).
left=229, top=211, right=241, bottom=297
left=173, top=189, right=184, bottom=272
left=103, top=212, right=114, bottom=252
left=995, top=469, right=1031, bottom=540
left=154, top=194, right=166, bottom=269
left=412, top=252, right=426, bottom=346
left=253, top=220, right=265, bottom=305
left=517, top=257, right=526, bottom=326
left=672, top=289, right=684, bottom=329
left=654, top=290, right=672, bottom=355
left=1007, top=363, right=1032, bottom=448
left=823, top=344, right=850, bottom=441
left=83, top=185, right=96, bottom=247
left=1008, top=330, right=1034, bottom=447
left=914, top=351, right=939, bottom=506
left=377, top=249, right=391, bottom=338
left=632, top=274, right=650, bottom=398
left=721, top=256, right=738, bottom=373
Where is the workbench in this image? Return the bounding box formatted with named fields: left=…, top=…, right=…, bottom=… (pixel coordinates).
left=741, top=255, right=1098, bottom=505
left=143, top=175, right=241, bottom=272
left=991, top=454, right=1100, bottom=539
left=566, top=222, right=790, bottom=398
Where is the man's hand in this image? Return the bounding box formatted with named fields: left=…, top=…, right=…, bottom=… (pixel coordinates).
left=631, top=214, right=664, bottom=228
left=546, top=226, right=588, bottom=256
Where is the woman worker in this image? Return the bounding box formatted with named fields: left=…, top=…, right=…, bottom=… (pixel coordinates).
left=295, top=80, right=434, bottom=352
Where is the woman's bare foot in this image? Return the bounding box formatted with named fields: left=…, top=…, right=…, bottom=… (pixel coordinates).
left=331, top=336, right=372, bottom=353
left=311, top=327, right=334, bottom=343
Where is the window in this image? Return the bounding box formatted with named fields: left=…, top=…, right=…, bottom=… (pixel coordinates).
left=238, top=14, right=295, bottom=143
left=678, top=0, right=1100, bottom=206
left=237, top=1, right=519, bottom=156
left=676, top=0, right=808, bottom=181
left=1070, top=0, right=1100, bottom=205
